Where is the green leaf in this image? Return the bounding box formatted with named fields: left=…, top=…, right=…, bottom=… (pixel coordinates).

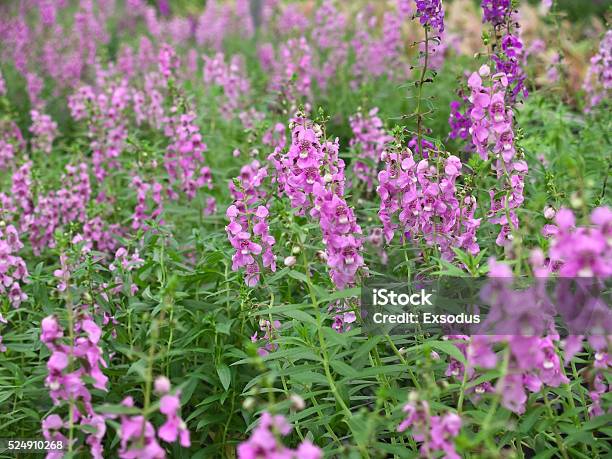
left=216, top=364, right=231, bottom=391
left=330, top=360, right=358, bottom=378
left=288, top=270, right=309, bottom=284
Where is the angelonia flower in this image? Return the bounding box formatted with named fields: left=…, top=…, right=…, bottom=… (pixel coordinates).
left=540, top=0, right=553, bottom=14
left=276, top=6, right=310, bottom=35
left=68, top=78, right=130, bottom=182
left=262, top=122, right=287, bottom=150
left=492, top=33, right=527, bottom=102
left=26, top=72, right=44, bottom=108
left=481, top=0, right=511, bottom=27
left=414, top=0, right=445, bottom=34
left=397, top=395, right=462, bottom=459
left=195, top=0, right=253, bottom=50
left=237, top=412, right=322, bottom=459
left=40, top=313, right=108, bottom=458
left=408, top=136, right=436, bottom=159
left=329, top=300, right=357, bottom=333
left=251, top=319, right=281, bottom=356
left=397, top=0, right=414, bottom=19
left=480, top=1, right=528, bottom=101
left=422, top=31, right=453, bottom=70
left=226, top=201, right=276, bottom=287
left=80, top=216, right=123, bottom=254
left=351, top=10, right=410, bottom=86
left=130, top=176, right=164, bottom=230
left=311, top=0, right=348, bottom=89
left=228, top=159, right=269, bottom=204
left=448, top=99, right=471, bottom=142
left=377, top=147, right=481, bottom=260
left=203, top=52, right=251, bottom=120
left=583, top=30, right=611, bottom=113
left=367, top=227, right=389, bottom=265
left=467, top=66, right=527, bottom=246
left=115, top=389, right=190, bottom=459
left=271, top=115, right=366, bottom=289
left=546, top=207, right=612, bottom=278
left=268, top=37, right=313, bottom=104
left=0, top=120, right=25, bottom=171
left=589, top=374, right=609, bottom=418
left=158, top=392, right=190, bottom=447
left=108, top=246, right=145, bottom=296
left=163, top=110, right=213, bottom=200
left=9, top=162, right=92, bottom=255
left=158, top=42, right=179, bottom=80
left=443, top=241, right=612, bottom=416
left=226, top=157, right=275, bottom=287
left=29, top=110, right=58, bottom=154
left=349, top=107, right=393, bottom=192
left=0, top=223, right=28, bottom=308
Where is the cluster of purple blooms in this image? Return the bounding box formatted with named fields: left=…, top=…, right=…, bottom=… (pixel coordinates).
left=349, top=107, right=393, bottom=192
left=545, top=207, right=612, bottom=278
left=397, top=395, right=462, bottom=459
left=2, top=162, right=93, bottom=255
left=108, top=246, right=145, bottom=297
left=352, top=8, right=409, bottom=87
left=163, top=110, right=213, bottom=201
left=265, top=37, right=314, bottom=104
left=29, top=110, right=58, bottom=155
left=467, top=65, right=527, bottom=246
left=68, top=79, right=130, bottom=182
left=251, top=319, right=281, bottom=357
left=445, top=206, right=611, bottom=416
left=0, top=117, right=24, bottom=171
left=203, top=52, right=251, bottom=120
left=237, top=412, right=322, bottom=459
left=41, top=314, right=108, bottom=458
left=311, top=0, right=348, bottom=89
left=271, top=116, right=366, bottom=290
left=377, top=148, right=481, bottom=261
left=226, top=158, right=276, bottom=287
left=480, top=0, right=511, bottom=26
left=131, top=175, right=164, bottom=231
left=583, top=30, right=611, bottom=113
left=113, top=378, right=190, bottom=458
left=0, top=223, right=28, bottom=309
left=414, top=0, right=445, bottom=34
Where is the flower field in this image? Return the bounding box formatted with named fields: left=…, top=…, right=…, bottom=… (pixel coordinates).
left=0, top=0, right=610, bottom=458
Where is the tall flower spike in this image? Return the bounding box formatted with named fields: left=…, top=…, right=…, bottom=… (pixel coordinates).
left=414, top=0, right=445, bottom=34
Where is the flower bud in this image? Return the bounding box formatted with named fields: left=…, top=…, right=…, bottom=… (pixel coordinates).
left=543, top=206, right=555, bottom=220
left=323, top=173, right=333, bottom=183
left=242, top=397, right=256, bottom=410
left=154, top=376, right=171, bottom=394
left=291, top=246, right=301, bottom=255
left=290, top=394, right=305, bottom=411
left=284, top=256, right=297, bottom=267
left=478, top=64, right=491, bottom=77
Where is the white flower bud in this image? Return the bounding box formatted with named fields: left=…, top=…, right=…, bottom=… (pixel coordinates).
left=284, top=256, right=297, bottom=267
left=543, top=206, right=556, bottom=220
left=242, top=397, right=256, bottom=410
left=290, top=394, right=305, bottom=411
